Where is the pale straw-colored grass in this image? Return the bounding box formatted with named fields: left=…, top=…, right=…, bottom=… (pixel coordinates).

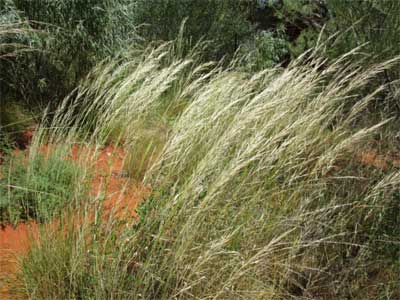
left=15, top=42, right=400, bottom=299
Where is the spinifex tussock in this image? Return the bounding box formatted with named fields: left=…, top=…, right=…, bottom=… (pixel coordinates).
left=131, top=49, right=400, bottom=299
left=16, top=43, right=400, bottom=299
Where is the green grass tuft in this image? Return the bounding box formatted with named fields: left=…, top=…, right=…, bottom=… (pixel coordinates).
left=0, top=148, right=86, bottom=224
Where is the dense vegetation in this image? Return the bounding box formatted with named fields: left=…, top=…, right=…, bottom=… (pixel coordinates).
left=1, top=1, right=400, bottom=299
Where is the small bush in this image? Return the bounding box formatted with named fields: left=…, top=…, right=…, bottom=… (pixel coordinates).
left=129, top=0, right=254, bottom=61
left=0, top=101, right=36, bottom=148
left=0, top=148, right=84, bottom=223
left=238, top=30, right=289, bottom=71
left=0, top=0, right=135, bottom=110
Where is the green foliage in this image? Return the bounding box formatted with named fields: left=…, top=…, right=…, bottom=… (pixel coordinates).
left=130, top=0, right=254, bottom=60
left=269, top=0, right=400, bottom=65
left=0, top=0, right=135, bottom=109
left=0, top=149, right=83, bottom=223
left=238, top=30, right=289, bottom=70
left=0, top=102, right=35, bottom=148
left=254, top=0, right=326, bottom=57
left=325, top=0, right=400, bottom=62
left=0, top=106, right=26, bottom=150
left=256, top=0, right=400, bottom=113
left=322, top=0, right=400, bottom=113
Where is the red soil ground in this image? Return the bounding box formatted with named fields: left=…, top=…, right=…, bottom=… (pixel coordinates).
left=356, top=149, right=400, bottom=170
left=0, top=142, right=150, bottom=299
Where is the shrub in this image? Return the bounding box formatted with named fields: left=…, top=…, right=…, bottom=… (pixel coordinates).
left=0, top=147, right=85, bottom=223
left=129, top=0, right=254, bottom=61
left=237, top=29, right=289, bottom=71
left=325, top=0, right=400, bottom=63
left=0, top=101, right=36, bottom=149
left=273, top=0, right=400, bottom=113
left=0, top=0, right=134, bottom=110
left=324, top=0, right=400, bottom=113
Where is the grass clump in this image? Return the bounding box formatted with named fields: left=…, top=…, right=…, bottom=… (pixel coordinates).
left=48, top=39, right=208, bottom=175
left=0, top=147, right=86, bottom=224
left=13, top=44, right=400, bottom=299
left=128, top=52, right=400, bottom=299
left=17, top=216, right=137, bottom=300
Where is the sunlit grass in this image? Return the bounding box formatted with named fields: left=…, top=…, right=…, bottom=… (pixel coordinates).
left=10, top=41, right=400, bottom=299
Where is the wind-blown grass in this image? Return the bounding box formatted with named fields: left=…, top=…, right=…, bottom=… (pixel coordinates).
left=14, top=44, right=400, bottom=299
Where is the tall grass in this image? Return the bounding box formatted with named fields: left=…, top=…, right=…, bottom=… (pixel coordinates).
left=14, top=44, right=400, bottom=299
left=47, top=35, right=210, bottom=170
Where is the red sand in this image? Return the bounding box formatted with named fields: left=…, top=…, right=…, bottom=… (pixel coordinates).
left=0, top=222, right=39, bottom=297
left=357, top=149, right=400, bottom=170
left=0, top=143, right=150, bottom=299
